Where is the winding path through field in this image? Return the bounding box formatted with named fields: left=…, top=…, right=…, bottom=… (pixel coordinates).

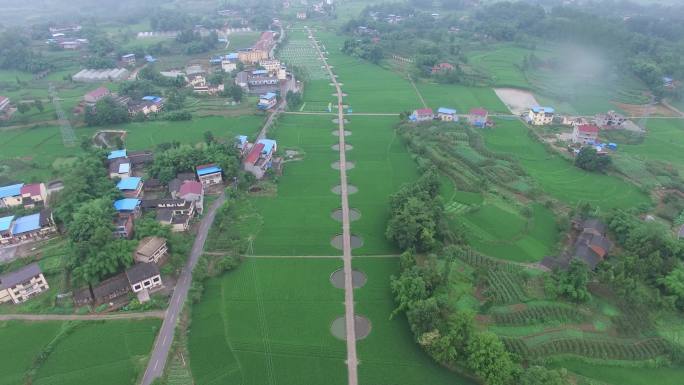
left=141, top=191, right=227, bottom=385
left=307, top=27, right=359, bottom=385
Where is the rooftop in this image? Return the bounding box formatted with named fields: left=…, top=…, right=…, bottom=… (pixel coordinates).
left=108, top=149, right=127, bottom=160
left=470, top=108, right=488, bottom=117
left=196, top=164, right=222, bottom=176
left=260, top=92, right=277, bottom=100
left=0, top=183, right=24, bottom=199
left=118, top=163, right=131, bottom=174
left=136, top=236, right=167, bottom=257
left=114, top=198, right=140, bottom=211
left=117, top=177, right=142, bottom=191
left=0, top=263, right=43, bottom=290
left=257, top=139, right=276, bottom=154
left=578, top=124, right=599, bottom=133
left=437, top=107, right=457, bottom=115
left=12, top=213, right=41, bottom=234
left=179, top=180, right=203, bottom=196
left=21, top=183, right=42, bottom=197
left=531, top=106, right=555, bottom=114
left=245, top=143, right=265, bottom=165
left=415, top=108, right=433, bottom=115
left=0, top=216, right=14, bottom=232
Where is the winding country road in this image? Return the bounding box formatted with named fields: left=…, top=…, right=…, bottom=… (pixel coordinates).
left=141, top=191, right=226, bottom=385
left=307, top=27, right=359, bottom=385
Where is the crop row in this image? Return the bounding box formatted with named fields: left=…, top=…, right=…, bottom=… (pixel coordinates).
left=492, top=305, right=587, bottom=325
left=486, top=269, right=527, bottom=304
left=502, top=337, right=672, bottom=361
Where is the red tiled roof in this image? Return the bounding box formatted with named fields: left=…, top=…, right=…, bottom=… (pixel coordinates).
left=179, top=180, right=202, bottom=196
left=85, top=87, right=110, bottom=100
left=20, top=183, right=42, bottom=197
left=470, top=108, right=488, bottom=117
left=589, top=244, right=606, bottom=258
left=415, top=108, right=433, bottom=116
left=435, top=62, right=454, bottom=69
left=578, top=124, right=599, bottom=134
left=244, top=143, right=265, bottom=165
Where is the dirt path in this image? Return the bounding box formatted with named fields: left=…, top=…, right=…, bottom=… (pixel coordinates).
left=407, top=73, right=428, bottom=109
left=0, top=311, right=165, bottom=321
left=284, top=111, right=399, bottom=116
left=308, top=27, right=359, bottom=385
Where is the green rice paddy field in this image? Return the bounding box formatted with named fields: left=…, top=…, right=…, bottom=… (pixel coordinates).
left=0, top=319, right=159, bottom=385
left=188, top=258, right=347, bottom=385
left=483, top=120, right=650, bottom=210
left=252, top=113, right=417, bottom=256
left=549, top=359, right=684, bottom=385
left=620, top=119, right=684, bottom=174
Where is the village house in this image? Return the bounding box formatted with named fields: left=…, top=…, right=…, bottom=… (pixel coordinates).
left=196, top=164, right=223, bottom=187
left=178, top=180, right=204, bottom=215
left=571, top=219, right=612, bottom=269
left=258, top=92, right=278, bottom=110
left=431, top=62, right=454, bottom=74
left=572, top=124, right=599, bottom=144
left=221, top=53, right=239, bottom=72
left=0, top=263, right=49, bottom=304
left=297, top=11, right=307, bottom=20
left=0, top=183, right=24, bottom=208
left=129, top=96, right=164, bottom=116
left=20, top=183, right=48, bottom=209
left=169, top=173, right=197, bottom=198
left=238, top=31, right=276, bottom=64
left=121, top=54, right=136, bottom=66
left=117, top=177, right=143, bottom=198
left=243, top=139, right=277, bottom=179
left=0, top=210, right=58, bottom=245
left=83, top=274, right=130, bottom=306
left=143, top=199, right=195, bottom=232
left=527, top=106, right=555, bottom=126
left=109, top=158, right=131, bottom=179
left=411, top=108, right=434, bottom=122
left=83, top=87, right=111, bottom=106
left=235, top=135, right=250, bottom=155
left=134, top=236, right=168, bottom=265
left=113, top=214, right=134, bottom=239
left=114, top=198, right=141, bottom=217
left=108, top=149, right=127, bottom=161
left=437, top=107, right=458, bottom=122
left=468, top=108, right=489, bottom=128
left=594, top=111, right=627, bottom=129
left=126, top=262, right=163, bottom=294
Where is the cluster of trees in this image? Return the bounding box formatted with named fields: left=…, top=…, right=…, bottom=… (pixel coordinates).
left=574, top=147, right=612, bottom=173
left=0, top=31, right=51, bottom=73
left=176, top=30, right=220, bottom=55
left=386, top=169, right=452, bottom=252
left=85, top=97, right=130, bottom=126
left=547, top=260, right=591, bottom=303
left=341, top=38, right=384, bottom=64
left=16, top=100, right=45, bottom=115
left=392, top=248, right=569, bottom=385
left=285, top=91, right=302, bottom=110
left=148, top=141, right=242, bottom=184
left=600, top=210, right=684, bottom=310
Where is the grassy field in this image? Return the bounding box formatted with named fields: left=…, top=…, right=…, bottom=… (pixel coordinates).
left=0, top=320, right=159, bottom=385
left=353, top=258, right=476, bottom=385
left=188, top=258, right=347, bottom=385
left=619, top=119, right=684, bottom=174
left=483, top=120, right=650, bottom=210
left=466, top=44, right=531, bottom=89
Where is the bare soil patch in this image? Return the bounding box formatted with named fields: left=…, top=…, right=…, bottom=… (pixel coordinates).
left=93, top=130, right=127, bottom=148
left=494, top=88, right=539, bottom=115
left=331, top=208, right=361, bottom=222
left=332, top=185, right=358, bottom=195
left=331, top=234, right=363, bottom=250
left=614, top=102, right=678, bottom=117
left=331, top=161, right=354, bottom=170
left=330, top=315, right=371, bottom=340
left=330, top=268, right=367, bottom=289
left=332, top=144, right=353, bottom=151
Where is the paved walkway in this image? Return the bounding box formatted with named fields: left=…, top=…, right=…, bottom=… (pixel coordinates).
left=0, top=311, right=165, bottom=321
left=308, top=27, right=359, bottom=385
left=141, top=191, right=227, bottom=385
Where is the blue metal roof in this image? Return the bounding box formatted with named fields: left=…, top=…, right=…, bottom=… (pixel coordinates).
left=117, top=177, right=142, bottom=191
left=197, top=166, right=222, bottom=176
left=252, top=70, right=268, bottom=75
left=227, top=53, right=239, bottom=60
left=12, top=213, right=41, bottom=234
left=257, top=139, right=276, bottom=154
left=0, top=216, right=14, bottom=232
left=114, top=198, right=140, bottom=211
left=531, top=106, right=555, bottom=114
left=142, top=96, right=162, bottom=103
left=0, top=184, right=23, bottom=199
left=437, top=107, right=457, bottom=115
left=260, top=92, right=277, bottom=100
left=236, top=135, right=248, bottom=144
left=108, top=149, right=127, bottom=160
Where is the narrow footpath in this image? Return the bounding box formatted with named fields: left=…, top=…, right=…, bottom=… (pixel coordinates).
left=141, top=191, right=227, bottom=385
left=0, top=311, right=165, bottom=321
left=307, top=27, right=359, bottom=385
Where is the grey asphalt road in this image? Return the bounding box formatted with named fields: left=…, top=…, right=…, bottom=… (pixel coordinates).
left=141, top=191, right=226, bottom=385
